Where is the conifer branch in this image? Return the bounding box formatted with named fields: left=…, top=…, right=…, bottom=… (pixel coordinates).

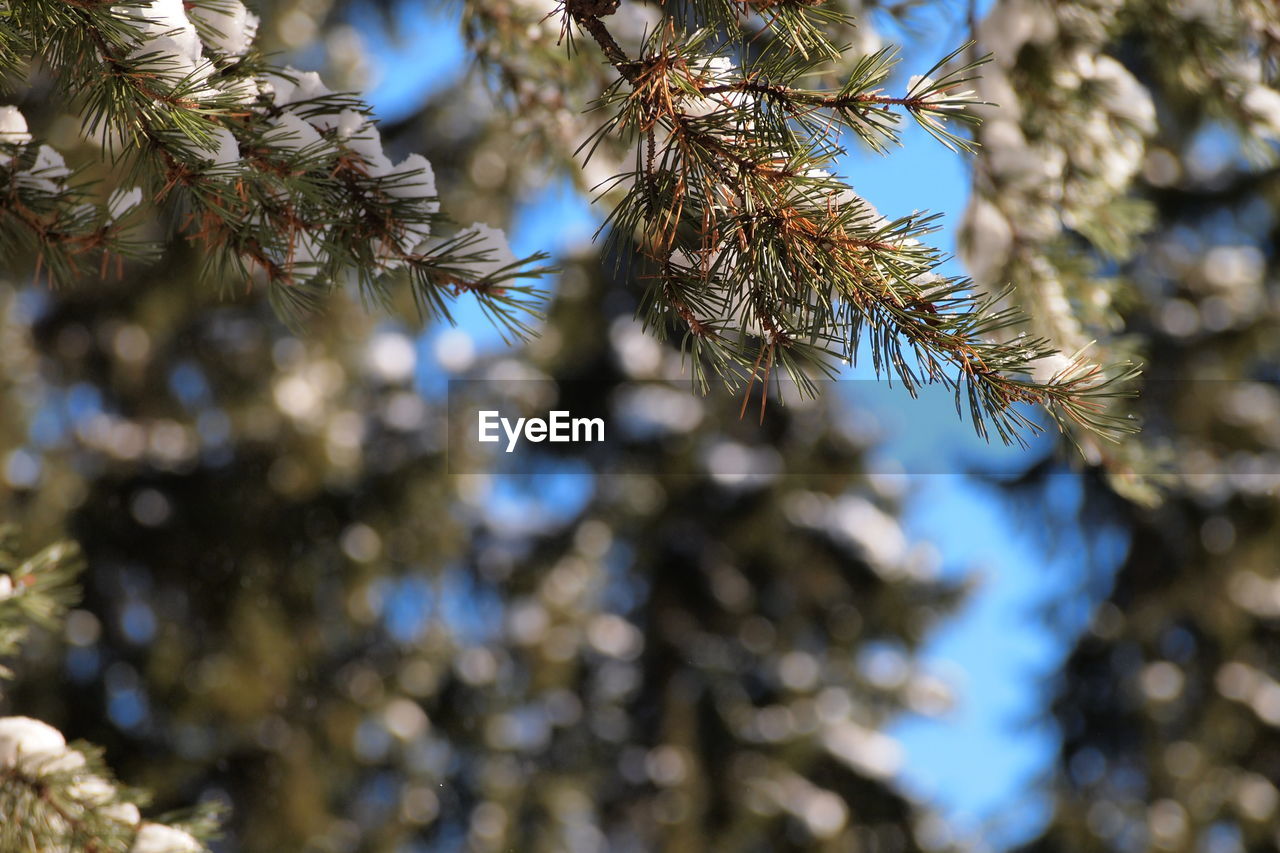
left=0, top=0, right=553, bottom=333
left=563, top=8, right=1137, bottom=443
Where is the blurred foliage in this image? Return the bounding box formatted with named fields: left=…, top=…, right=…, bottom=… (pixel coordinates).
left=9, top=0, right=1280, bottom=850
left=0, top=239, right=967, bottom=852
left=0, top=1, right=971, bottom=851
left=959, top=1, right=1280, bottom=851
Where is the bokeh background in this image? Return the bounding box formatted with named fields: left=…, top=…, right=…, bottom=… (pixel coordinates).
left=3, top=0, right=1279, bottom=851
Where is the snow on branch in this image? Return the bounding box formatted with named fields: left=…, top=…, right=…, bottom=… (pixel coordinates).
left=0, top=716, right=220, bottom=852
left=0, top=531, right=221, bottom=851
left=0, top=0, right=553, bottom=334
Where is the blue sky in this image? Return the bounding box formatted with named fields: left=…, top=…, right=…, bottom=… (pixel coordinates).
left=354, top=5, right=1123, bottom=847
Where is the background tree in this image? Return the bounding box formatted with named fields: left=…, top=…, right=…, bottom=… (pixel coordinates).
left=957, top=0, right=1280, bottom=851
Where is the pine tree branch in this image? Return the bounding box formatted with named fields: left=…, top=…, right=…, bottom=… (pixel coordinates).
left=565, top=0, right=639, bottom=82
left=562, top=7, right=1135, bottom=442
left=1, top=0, right=554, bottom=333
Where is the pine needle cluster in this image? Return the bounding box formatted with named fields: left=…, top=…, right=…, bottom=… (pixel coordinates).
left=565, top=0, right=1139, bottom=444
left=0, top=0, right=552, bottom=334
left=0, top=529, right=223, bottom=850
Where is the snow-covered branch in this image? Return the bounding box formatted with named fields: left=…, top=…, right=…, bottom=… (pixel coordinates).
left=0, top=0, right=551, bottom=332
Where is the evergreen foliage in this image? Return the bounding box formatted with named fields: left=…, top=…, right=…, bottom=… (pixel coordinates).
left=0, top=0, right=552, bottom=329
left=959, top=0, right=1280, bottom=849
left=0, top=0, right=1140, bottom=445
left=0, top=528, right=80, bottom=679
left=0, top=535, right=220, bottom=850
left=2, top=0, right=1278, bottom=850
left=961, top=0, right=1280, bottom=488
left=561, top=0, right=1138, bottom=443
